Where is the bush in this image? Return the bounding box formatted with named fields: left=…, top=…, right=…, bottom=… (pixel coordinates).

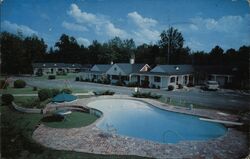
left=115, top=80, right=124, bottom=86
left=38, top=89, right=52, bottom=101
left=75, top=77, right=80, bottom=81
left=48, top=75, right=56, bottom=80
left=97, top=79, right=102, bottom=83
left=1, top=94, right=14, bottom=105
left=33, top=86, right=37, bottom=91
left=132, top=92, right=161, bottom=99
left=93, top=90, right=115, bottom=96
left=102, top=78, right=110, bottom=84
left=187, top=83, right=194, bottom=87
left=168, top=85, right=174, bottom=91
left=51, top=88, right=60, bottom=97
left=35, top=71, right=43, bottom=76
left=127, top=82, right=139, bottom=87
left=14, top=80, right=26, bottom=88
left=178, top=84, right=183, bottom=89
left=61, top=88, right=72, bottom=94
left=56, top=71, right=67, bottom=76
left=0, top=80, right=9, bottom=89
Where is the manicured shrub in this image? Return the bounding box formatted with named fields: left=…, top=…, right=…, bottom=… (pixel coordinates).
left=1, top=94, right=14, bottom=105
left=33, top=86, right=37, bottom=91
left=187, top=83, right=194, bottom=87
left=13, top=80, right=26, bottom=88
left=0, top=80, right=9, bottom=89
left=61, top=88, right=72, bottom=94
left=132, top=92, right=161, bottom=99
left=93, top=90, right=115, bottom=96
left=103, top=78, right=110, bottom=84
left=35, top=71, right=43, bottom=76
left=168, top=85, right=174, bottom=91
left=178, top=84, right=183, bottom=89
left=97, top=79, right=102, bottom=83
left=48, top=75, right=56, bottom=80
left=38, top=89, right=52, bottom=101
left=115, top=80, right=124, bottom=86
left=51, top=88, right=60, bottom=97
left=75, top=77, right=80, bottom=81
left=127, top=82, right=139, bottom=87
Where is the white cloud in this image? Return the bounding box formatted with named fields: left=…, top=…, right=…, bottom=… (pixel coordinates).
left=77, top=37, right=90, bottom=46
left=68, top=4, right=99, bottom=25
left=185, top=14, right=250, bottom=51
left=127, top=11, right=160, bottom=44
left=128, top=11, right=157, bottom=29
left=1, top=20, right=38, bottom=36
left=67, top=3, right=128, bottom=38
left=62, top=21, right=88, bottom=32
left=190, top=14, right=250, bottom=33
left=105, top=22, right=128, bottom=38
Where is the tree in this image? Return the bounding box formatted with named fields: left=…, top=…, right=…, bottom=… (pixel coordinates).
left=55, top=34, right=81, bottom=63
left=159, top=27, right=184, bottom=64
left=209, top=45, right=224, bottom=65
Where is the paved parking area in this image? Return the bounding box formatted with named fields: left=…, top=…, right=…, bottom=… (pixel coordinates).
left=15, top=77, right=250, bottom=111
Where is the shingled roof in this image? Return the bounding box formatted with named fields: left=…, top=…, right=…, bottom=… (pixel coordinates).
left=90, top=64, right=112, bottom=73
left=115, top=63, right=147, bottom=74
left=150, top=65, right=194, bottom=75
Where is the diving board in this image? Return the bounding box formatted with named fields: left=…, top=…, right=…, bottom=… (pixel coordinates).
left=199, top=118, right=243, bottom=126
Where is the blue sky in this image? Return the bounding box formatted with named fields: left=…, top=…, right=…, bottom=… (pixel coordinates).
left=1, top=0, right=250, bottom=52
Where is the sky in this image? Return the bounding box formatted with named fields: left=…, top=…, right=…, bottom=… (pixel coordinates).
left=1, top=0, right=250, bottom=52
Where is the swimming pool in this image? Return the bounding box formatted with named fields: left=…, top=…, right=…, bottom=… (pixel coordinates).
left=87, top=99, right=227, bottom=144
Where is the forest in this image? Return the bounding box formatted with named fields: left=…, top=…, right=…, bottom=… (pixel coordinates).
left=1, top=27, right=249, bottom=76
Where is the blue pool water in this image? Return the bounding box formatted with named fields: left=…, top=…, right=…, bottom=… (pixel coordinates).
left=88, top=99, right=227, bottom=144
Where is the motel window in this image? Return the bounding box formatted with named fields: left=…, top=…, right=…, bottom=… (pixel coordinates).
left=112, top=75, right=119, bottom=80
left=154, top=76, right=161, bottom=82
left=114, top=67, right=117, bottom=71
left=170, top=77, right=175, bottom=83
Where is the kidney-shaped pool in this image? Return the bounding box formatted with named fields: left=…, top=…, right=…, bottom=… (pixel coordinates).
left=87, top=99, right=227, bottom=144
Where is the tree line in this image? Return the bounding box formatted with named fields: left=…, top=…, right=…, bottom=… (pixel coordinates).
left=1, top=27, right=249, bottom=76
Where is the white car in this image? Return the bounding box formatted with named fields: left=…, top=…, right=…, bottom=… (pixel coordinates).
left=205, top=81, right=219, bottom=90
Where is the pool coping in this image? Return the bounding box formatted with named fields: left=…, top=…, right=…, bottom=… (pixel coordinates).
left=33, top=95, right=249, bottom=159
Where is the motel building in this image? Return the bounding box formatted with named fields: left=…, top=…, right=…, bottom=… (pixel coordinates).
left=80, top=59, right=195, bottom=89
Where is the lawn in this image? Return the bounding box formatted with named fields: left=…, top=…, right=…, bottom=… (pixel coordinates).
left=0, top=86, right=38, bottom=94
left=33, top=73, right=78, bottom=80
left=0, top=103, right=147, bottom=159
left=158, top=97, right=239, bottom=114
left=43, top=111, right=98, bottom=128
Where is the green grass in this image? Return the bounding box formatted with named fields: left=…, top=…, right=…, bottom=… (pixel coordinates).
left=33, top=73, right=78, bottom=80
left=157, top=97, right=239, bottom=115
left=43, top=111, right=98, bottom=128
left=1, top=104, right=148, bottom=159
left=0, top=86, right=38, bottom=94
left=14, top=96, right=50, bottom=109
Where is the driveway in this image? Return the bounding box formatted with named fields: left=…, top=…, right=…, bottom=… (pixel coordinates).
left=16, top=77, right=250, bottom=111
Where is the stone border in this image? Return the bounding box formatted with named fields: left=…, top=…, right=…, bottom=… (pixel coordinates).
left=33, top=95, right=248, bottom=159
left=12, top=102, right=41, bottom=114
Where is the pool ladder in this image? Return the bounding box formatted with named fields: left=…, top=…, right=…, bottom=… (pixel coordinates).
left=162, top=130, right=184, bottom=143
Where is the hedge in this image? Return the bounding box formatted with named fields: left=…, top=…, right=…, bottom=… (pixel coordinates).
left=14, top=80, right=26, bottom=88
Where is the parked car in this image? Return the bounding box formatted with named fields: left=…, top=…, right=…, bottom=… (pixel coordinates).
left=205, top=81, right=219, bottom=90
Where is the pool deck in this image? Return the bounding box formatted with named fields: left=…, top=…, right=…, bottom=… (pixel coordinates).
left=33, top=95, right=249, bottom=159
